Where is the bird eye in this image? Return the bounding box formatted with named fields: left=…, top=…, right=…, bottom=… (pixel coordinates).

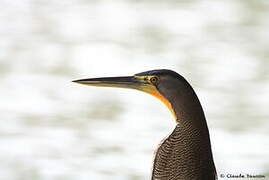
left=150, top=76, right=159, bottom=85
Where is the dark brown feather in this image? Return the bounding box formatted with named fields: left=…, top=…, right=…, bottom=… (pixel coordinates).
left=152, top=122, right=217, bottom=180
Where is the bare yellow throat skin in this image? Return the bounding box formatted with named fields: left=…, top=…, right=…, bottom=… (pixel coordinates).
left=147, top=90, right=176, bottom=120
left=134, top=75, right=176, bottom=120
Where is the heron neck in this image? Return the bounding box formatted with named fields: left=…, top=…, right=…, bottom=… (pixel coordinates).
left=168, top=84, right=216, bottom=178
left=168, top=84, right=208, bottom=130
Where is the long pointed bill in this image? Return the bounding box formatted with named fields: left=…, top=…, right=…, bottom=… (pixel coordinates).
left=73, top=75, right=176, bottom=119
left=72, top=76, right=145, bottom=90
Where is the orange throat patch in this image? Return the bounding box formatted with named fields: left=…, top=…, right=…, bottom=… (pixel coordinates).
left=148, top=91, right=176, bottom=120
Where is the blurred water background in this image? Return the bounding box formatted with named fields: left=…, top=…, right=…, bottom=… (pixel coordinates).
left=1, top=0, right=269, bottom=179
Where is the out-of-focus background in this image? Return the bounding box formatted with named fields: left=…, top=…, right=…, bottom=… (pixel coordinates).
left=1, top=0, right=269, bottom=179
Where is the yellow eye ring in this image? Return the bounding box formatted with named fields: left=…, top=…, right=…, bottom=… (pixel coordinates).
left=150, top=76, right=159, bottom=85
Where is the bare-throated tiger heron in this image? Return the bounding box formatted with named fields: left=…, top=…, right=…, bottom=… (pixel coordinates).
left=73, top=69, right=217, bottom=180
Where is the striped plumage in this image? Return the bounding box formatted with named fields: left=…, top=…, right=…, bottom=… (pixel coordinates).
left=152, top=123, right=216, bottom=180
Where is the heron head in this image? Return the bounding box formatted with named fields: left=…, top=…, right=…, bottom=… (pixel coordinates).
left=73, top=69, right=188, bottom=119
